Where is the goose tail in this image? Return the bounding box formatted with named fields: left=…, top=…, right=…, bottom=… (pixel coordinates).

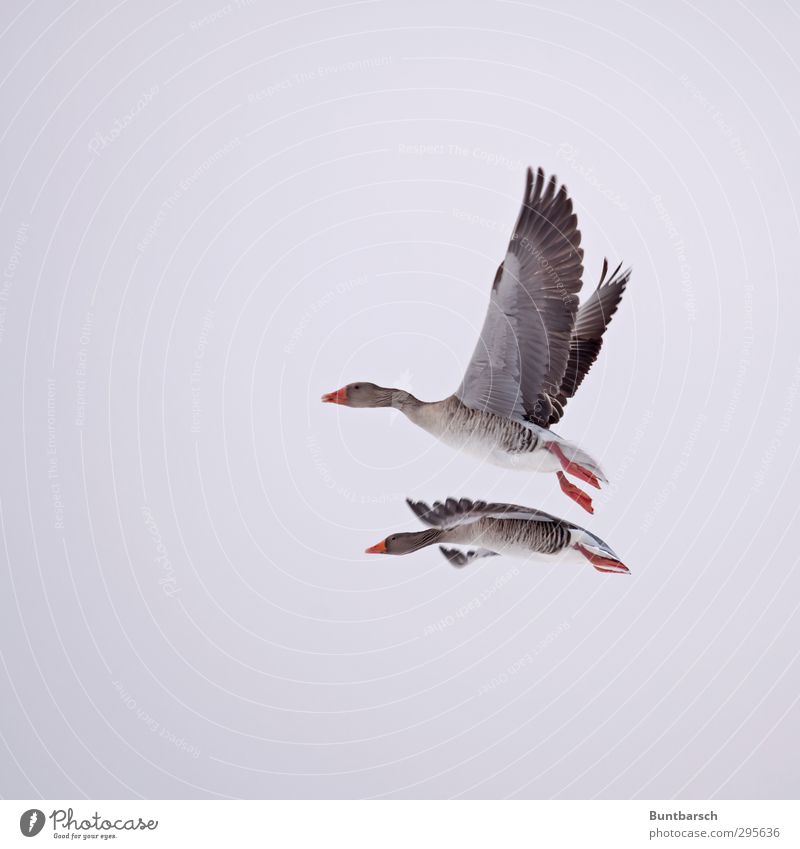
left=544, top=434, right=608, bottom=487
left=572, top=529, right=629, bottom=574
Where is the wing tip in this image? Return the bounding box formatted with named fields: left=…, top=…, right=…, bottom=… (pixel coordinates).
left=406, top=498, right=431, bottom=521
left=439, top=545, right=466, bottom=567
left=598, top=259, right=632, bottom=290
left=525, top=165, right=566, bottom=203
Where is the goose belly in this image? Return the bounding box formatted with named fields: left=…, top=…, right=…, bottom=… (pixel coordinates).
left=486, top=537, right=585, bottom=565
left=433, top=421, right=561, bottom=473
left=489, top=444, right=561, bottom=473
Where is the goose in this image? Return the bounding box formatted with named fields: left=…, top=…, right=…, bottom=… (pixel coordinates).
left=364, top=497, right=629, bottom=574
left=322, top=167, right=630, bottom=513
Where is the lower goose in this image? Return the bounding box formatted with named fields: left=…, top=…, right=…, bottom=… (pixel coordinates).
left=364, top=497, right=629, bottom=574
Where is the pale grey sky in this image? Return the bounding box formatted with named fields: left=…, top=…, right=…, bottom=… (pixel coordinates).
left=0, top=0, right=798, bottom=799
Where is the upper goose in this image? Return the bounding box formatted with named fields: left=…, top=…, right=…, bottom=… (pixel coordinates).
left=322, top=167, right=630, bottom=513
left=364, top=497, right=628, bottom=574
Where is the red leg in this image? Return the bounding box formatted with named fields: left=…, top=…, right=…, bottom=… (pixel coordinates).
left=574, top=542, right=629, bottom=574
left=557, top=472, right=594, bottom=514
left=547, top=442, right=601, bottom=489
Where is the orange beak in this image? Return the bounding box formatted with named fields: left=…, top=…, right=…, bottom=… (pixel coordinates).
left=365, top=539, right=387, bottom=554
left=321, top=386, right=348, bottom=404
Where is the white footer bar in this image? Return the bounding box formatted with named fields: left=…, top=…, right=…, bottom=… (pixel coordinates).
left=2, top=800, right=796, bottom=848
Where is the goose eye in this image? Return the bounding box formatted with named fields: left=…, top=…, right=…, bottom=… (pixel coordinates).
left=353, top=384, right=360, bottom=390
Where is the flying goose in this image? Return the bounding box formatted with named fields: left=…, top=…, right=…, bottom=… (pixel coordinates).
left=322, top=167, right=630, bottom=513
left=365, top=497, right=628, bottom=574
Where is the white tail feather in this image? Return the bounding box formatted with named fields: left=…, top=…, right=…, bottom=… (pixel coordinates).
left=574, top=529, right=618, bottom=560
left=571, top=529, right=628, bottom=574
left=545, top=434, right=608, bottom=483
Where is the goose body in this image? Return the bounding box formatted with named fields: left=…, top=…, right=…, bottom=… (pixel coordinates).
left=405, top=395, right=587, bottom=475
left=323, top=167, right=630, bottom=512
left=365, top=497, right=628, bottom=574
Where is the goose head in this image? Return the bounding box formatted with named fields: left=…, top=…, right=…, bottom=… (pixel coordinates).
left=365, top=529, right=442, bottom=555
left=321, top=382, right=396, bottom=408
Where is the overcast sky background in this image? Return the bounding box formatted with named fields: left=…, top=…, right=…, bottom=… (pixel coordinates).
left=0, top=0, right=798, bottom=799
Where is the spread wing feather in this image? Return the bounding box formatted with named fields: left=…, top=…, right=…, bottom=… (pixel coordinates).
left=548, top=260, right=631, bottom=424
left=406, top=497, right=559, bottom=529
left=456, top=167, right=584, bottom=426
left=438, top=547, right=499, bottom=567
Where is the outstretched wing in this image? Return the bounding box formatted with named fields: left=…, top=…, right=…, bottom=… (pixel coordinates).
left=407, top=497, right=559, bottom=529
left=438, top=546, right=499, bottom=568
left=548, top=260, right=631, bottom=425
left=456, top=167, right=584, bottom=426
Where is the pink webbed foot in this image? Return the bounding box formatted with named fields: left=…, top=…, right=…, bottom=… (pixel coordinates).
left=574, top=542, right=629, bottom=574
left=547, top=442, right=601, bottom=489
left=557, top=471, right=594, bottom=514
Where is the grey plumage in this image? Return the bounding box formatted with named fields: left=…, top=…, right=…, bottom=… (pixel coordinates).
left=549, top=259, right=631, bottom=425
left=366, top=497, right=628, bottom=573
left=407, top=497, right=577, bottom=561
left=438, top=546, right=499, bottom=567
left=428, top=395, right=542, bottom=454
left=457, top=167, right=584, bottom=426
left=322, top=166, right=631, bottom=513
left=455, top=167, right=630, bottom=430
left=407, top=496, right=558, bottom=528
